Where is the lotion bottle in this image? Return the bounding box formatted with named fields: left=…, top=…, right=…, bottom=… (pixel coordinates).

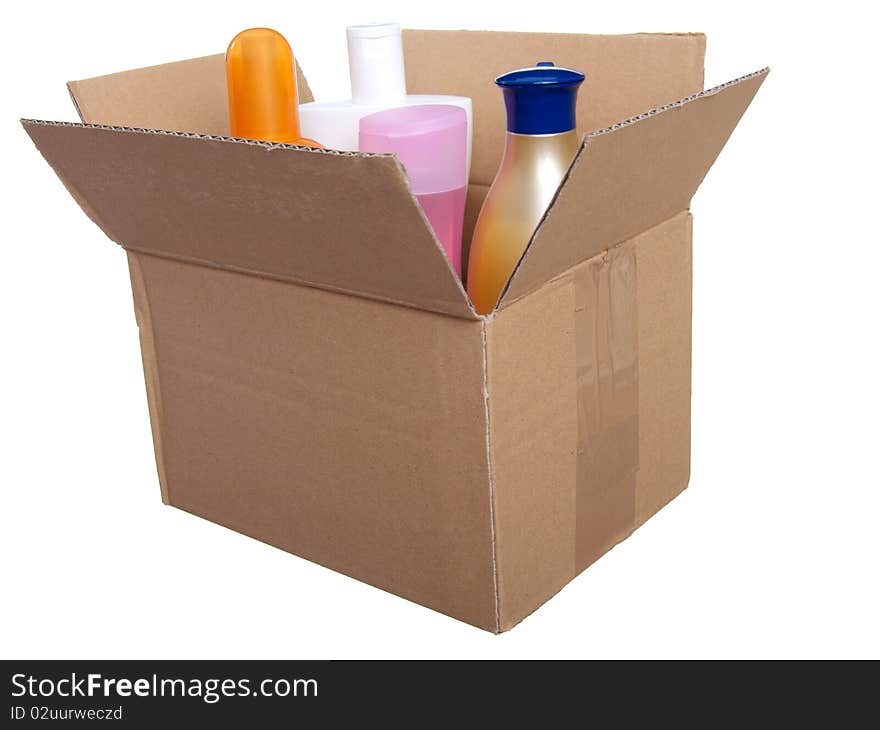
left=360, top=105, right=468, bottom=276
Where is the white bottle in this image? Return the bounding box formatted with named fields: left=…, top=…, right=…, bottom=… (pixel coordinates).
left=299, top=22, right=473, bottom=174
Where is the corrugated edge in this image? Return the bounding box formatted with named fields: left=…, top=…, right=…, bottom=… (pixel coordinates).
left=589, top=67, right=769, bottom=137
left=480, top=320, right=501, bottom=633
left=21, top=117, right=355, bottom=155
left=21, top=119, right=480, bottom=321
left=494, top=67, right=769, bottom=313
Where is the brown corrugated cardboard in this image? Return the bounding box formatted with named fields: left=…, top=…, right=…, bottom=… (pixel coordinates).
left=22, top=30, right=766, bottom=631
left=635, top=213, right=693, bottom=527
left=487, top=214, right=691, bottom=629
left=23, top=121, right=474, bottom=319
left=486, top=272, right=578, bottom=626
left=24, top=67, right=764, bottom=321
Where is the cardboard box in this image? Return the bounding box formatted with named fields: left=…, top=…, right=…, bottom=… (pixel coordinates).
left=22, top=30, right=766, bottom=632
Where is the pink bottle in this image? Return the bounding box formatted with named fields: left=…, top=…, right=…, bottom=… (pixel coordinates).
left=359, top=105, right=468, bottom=277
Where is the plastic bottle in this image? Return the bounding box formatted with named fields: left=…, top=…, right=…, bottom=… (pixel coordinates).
left=360, top=105, right=468, bottom=276
left=226, top=28, right=322, bottom=147
left=298, top=22, right=472, bottom=173
left=467, top=63, right=584, bottom=315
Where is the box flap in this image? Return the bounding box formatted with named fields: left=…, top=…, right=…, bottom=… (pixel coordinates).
left=67, top=53, right=313, bottom=135
left=403, top=30, right=706, bottom=186
left=498, top=68, right=768, bottom=310
left=22, top=120, right=475, bottom=319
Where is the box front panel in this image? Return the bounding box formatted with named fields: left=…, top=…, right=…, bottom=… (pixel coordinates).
left=128, top=253, right=496, bottom=630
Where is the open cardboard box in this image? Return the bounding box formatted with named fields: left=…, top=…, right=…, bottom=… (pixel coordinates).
left=23, top=30, right=766, bottom=632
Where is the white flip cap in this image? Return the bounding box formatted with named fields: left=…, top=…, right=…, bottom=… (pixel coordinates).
left=347, top=22, right=408, bottom=105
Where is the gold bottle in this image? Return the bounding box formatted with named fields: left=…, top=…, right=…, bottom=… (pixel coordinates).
left=468, top=63, right=585, bottom=315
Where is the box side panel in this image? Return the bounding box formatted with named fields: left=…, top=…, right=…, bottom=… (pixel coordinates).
left=635, top=213, right=692, bottom=524
left=132, top=255, right=496, bottom=630
left=489, top=212, right=691, bottom=630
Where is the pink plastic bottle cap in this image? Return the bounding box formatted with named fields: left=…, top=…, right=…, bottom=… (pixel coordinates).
left=359, top=104, right=467, bottom=196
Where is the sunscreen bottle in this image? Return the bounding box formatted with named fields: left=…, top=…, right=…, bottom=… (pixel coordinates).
left=226, top=28, right=322, bottom=147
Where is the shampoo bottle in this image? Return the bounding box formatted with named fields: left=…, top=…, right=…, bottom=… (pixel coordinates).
left=467, top=63, right=584, bottom=315
left=299, top=22, right=472, bottom=173
left=226, top=27, right=322, bottom=147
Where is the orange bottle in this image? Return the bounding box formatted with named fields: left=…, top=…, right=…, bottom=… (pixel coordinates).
left=225, top=28, right=322, bottom=147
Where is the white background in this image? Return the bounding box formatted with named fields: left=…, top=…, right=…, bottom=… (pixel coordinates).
left=2, top=0, right=877, bottom=659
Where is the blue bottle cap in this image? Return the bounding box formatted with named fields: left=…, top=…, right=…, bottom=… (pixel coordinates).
left=496, top=62, right=585, bottom=135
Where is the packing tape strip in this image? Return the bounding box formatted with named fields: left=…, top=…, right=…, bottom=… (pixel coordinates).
left=573, top=242, right=640, bottom=574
